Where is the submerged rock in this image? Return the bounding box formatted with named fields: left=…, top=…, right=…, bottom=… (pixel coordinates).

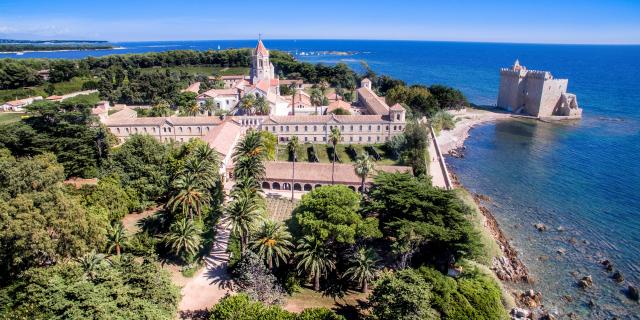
left=612, top=270, right=624, bottom=283
left=534, top=223, right=547, bottom=232
left=627, top=285, right=639, bottom=301
left=579, top=275, right=593, bottom=288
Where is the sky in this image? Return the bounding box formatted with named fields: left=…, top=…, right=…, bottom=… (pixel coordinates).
left=0, top=0, right=639, bottom=44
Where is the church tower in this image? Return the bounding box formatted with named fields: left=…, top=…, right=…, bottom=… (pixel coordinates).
left=251, top=37, right=275, bottom=84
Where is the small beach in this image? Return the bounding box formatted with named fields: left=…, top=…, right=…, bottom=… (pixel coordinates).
left=436, top=108, right=513, bottom=154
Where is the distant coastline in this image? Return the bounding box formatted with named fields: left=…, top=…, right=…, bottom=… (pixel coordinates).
left=0, top=40, right=116, bottom=53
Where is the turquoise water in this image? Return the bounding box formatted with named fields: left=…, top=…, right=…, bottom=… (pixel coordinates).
left=5, top=40, right=640, bottom=317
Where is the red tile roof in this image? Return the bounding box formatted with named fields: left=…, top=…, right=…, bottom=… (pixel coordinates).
left=255, top=39, right=269, bottom=56
left=356, top=86, right=389, bottom=115
left=262, top=114, right=387, bottom=124
left=202, top=120, right=244, bottom=157
left=390, top=103, right=405, bottom=111
left=182, top=82, right=201, bottom=94
left=326, top=100, right=352, bottom=114
left=256, top=79, right=270, bottom=93
left=264, top=161, right=411, bottom=185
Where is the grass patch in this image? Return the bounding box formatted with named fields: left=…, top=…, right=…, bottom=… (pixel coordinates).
left=139, top=65, right=249, bottom=76
left=265, top=197, right=298, bottom=222
left=275, top=143, right=398, bottom=165
left=285, top=287, right=368, bottom=315
left=453, top=188, right=502, bottom=265
left=0, top=76, right=92, bottom=104
left=464, top=259, right=517, bottom=311
left=0, top=112, right=26, bottom=124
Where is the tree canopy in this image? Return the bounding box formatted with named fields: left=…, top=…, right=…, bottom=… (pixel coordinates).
left=0, top=255, right=180, bottom=320
left=294, top=185, right=380, bottom=244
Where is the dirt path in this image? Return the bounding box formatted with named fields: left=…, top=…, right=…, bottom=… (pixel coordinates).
left=178, top=218, right=234, bottom=314
left=121, top=206, right=159, bottom=233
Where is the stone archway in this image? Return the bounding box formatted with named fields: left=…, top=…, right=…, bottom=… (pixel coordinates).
left=303, top=184, right=313, bottom=191
left=314, top=184, right=322, bottom=189
left=294, top=183, right=302, bottom=191
left=262, top=182, right=271, bottom=189
left=348, top=186, right=356, bottom=191
left=283, top=183, right=291, bottom=190
left=273, top=182, right=281, bottom=190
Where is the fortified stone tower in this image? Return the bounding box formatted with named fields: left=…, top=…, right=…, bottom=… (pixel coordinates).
left=497, top=60, right=582, bottom=118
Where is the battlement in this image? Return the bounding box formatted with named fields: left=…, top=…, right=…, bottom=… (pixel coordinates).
left=526, top=70, right=552, bottom=80
left=500, top=68, right=526, bottom=77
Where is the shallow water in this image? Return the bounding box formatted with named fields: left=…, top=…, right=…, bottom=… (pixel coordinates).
left=7, top=39, right=640, bottom=317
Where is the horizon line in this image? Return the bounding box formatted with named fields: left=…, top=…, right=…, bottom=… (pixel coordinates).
left=3, top=36, right=640, bottom=46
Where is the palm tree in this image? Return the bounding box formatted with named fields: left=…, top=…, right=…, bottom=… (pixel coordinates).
left=250, top=220, right=293, bottom=269
left=182, top=152, right=218, bottom=190
left=231, top=175, right=262, bottom=198
left=344, top=247, right=380, bottom=292
left=77, top=250, right=107, bottom=280
left=240, top=94, right=257, bottom=115
left=295, top=235, right=336, bottom=291
left=202, top=99, right=216, bottom=116
left=225, top=193, right=263, bottom=255
left=163, top=218, right=202, bottom=263
left=255, top=95, right=270, bottom=115
left=232, top=129, right=266, bottom=181
left=185, top=102, right=200, bottom=116
left=107, top=222, right=127, bottom=256
left=168, top=172, right=208, bottom=220
left=310, top=88, right=323, bottom=115
left=354, top=152, right=374, bottom=193
left=287, top=136, right=299, bottom=200
left=329, top=127, right=341, bottom=184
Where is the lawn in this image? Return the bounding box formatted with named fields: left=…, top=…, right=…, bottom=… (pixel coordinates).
left=284, top=287, right=368, bottom=317
left=265, top=197, right=298, bottom=222
left=0, top=76, right=92, bottom=104
left=275, top=143, right=397, bottom=165
left=0, top=112, right=26, bottom=124
left=139, top=65, right=249, bottom=76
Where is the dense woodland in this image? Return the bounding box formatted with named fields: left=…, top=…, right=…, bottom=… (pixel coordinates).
left=0, top=49, right=507, bottom=319
left=1, top=48, right=469, bottom=121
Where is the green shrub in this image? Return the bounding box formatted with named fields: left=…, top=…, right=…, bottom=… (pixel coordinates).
left=417, top=266, right=508, bottom=320
left=209, top=294, right=344, bottom=320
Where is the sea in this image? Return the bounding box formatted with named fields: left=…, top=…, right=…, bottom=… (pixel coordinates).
left=4, top=40, right=639, bottom=318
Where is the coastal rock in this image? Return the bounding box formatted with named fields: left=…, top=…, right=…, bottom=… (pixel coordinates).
left=510, top=307, right=529, bottom=319
left=627, top=285, right=639, bottom=301
left=612, top=270, right=624, bottom=283
left=534, top=223, right=547, bottom=232
left=515, top=289, right=543, bottom=308
left=587, top=299, right=596, bottom=309
left=601, top=259, right=614, bottom=272
left=579, top=275, right=593, bottom=289
left=556, top=226, right=565, bottom=232
left=557, top=248, right=566, bottom=255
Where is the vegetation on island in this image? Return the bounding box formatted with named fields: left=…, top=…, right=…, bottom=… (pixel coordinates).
left=0, top=43, right=115, bottom=52
left=0, top=47, right=506, bottom=319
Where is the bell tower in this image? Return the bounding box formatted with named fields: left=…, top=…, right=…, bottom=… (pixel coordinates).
left=251, top=35, right=275, bottom=84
